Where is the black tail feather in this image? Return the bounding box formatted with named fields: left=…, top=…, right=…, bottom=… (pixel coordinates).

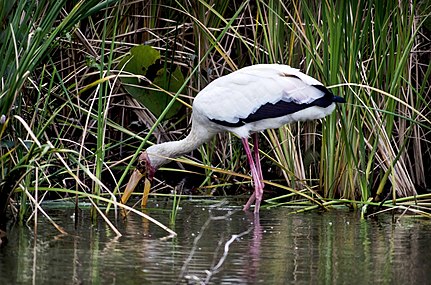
left=333, top=95, right=346, bottom=103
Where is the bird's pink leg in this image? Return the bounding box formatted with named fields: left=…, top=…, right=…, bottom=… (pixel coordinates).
left=241, top=137, right=264, bottom=213
left=252, top=133, right=264, bottom=212
left=253, top=133, right=264, bottom=188
left=244, top=191, right=256, bottom=212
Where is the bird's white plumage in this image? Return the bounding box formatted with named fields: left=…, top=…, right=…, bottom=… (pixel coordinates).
left=194, top=64, right=326, bottom=124
left=193, top=64, right=334, bottom=137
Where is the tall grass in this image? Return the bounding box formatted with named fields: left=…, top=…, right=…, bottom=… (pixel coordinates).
left=0, top=0, right=124, bottom=227
left=1, top=0, right=430, bottom=232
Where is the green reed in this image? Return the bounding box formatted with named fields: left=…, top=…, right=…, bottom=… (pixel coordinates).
left=1, top=0, right=430, bottom=230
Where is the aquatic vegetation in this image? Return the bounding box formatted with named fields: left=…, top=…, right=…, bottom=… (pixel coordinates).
left=1, top=1, right=430, bottom=234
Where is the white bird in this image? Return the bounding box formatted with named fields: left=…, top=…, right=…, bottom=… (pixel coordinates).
left=121, top=64, right=346, bottom=213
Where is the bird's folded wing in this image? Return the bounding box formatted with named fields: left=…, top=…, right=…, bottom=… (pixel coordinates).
left=194, top=71, right=328, bottom=125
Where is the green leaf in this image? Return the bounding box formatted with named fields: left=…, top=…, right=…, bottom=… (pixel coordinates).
left=119, top=45, right=183, bottom=119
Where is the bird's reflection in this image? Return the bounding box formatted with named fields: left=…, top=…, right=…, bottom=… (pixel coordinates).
left=245, top=212, right=263, bottom=283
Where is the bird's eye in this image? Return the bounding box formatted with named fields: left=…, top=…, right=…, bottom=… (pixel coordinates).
left=136, top=160, right=147, bottom=174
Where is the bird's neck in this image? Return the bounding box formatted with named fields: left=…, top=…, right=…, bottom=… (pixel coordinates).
left=146, top=122, right=216, bottom=169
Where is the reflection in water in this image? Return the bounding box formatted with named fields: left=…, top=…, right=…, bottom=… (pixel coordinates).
left=178, top=210, right=253, bottom=283
left=245, top=212, right=262, bottom=284
left=1, top=202, right=431, bottom=284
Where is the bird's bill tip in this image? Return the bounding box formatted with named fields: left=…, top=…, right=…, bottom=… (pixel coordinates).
left=141, top=177, right=151, bottom=207
left=121, top=169, right=145, bottom=205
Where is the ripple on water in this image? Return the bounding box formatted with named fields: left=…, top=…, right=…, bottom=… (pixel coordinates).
left=1, top=202, right=431, bottom=284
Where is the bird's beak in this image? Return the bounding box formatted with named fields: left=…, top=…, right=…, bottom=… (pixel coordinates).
left=121, top=169, right=152, bottom=207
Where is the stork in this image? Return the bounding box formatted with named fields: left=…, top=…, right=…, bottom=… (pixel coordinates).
left=121, top=64, right=345, bottom=213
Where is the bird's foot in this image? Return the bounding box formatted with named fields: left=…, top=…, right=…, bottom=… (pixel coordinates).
left=243, top=192, right=256, bottom=212
left=243, top=187, right=263, bottom=213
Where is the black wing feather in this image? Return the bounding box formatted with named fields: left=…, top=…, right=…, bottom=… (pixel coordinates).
left=210, top=85, right=338, bottom=127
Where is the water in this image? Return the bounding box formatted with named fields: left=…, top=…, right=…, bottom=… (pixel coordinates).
left=1, top=200, right=431, bottom=284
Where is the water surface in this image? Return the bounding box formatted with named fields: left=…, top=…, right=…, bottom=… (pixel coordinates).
left=1, top=200, right=430, bottom=284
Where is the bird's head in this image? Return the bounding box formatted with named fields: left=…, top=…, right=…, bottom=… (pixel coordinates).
left=121, top=151, right=156, bottom=205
